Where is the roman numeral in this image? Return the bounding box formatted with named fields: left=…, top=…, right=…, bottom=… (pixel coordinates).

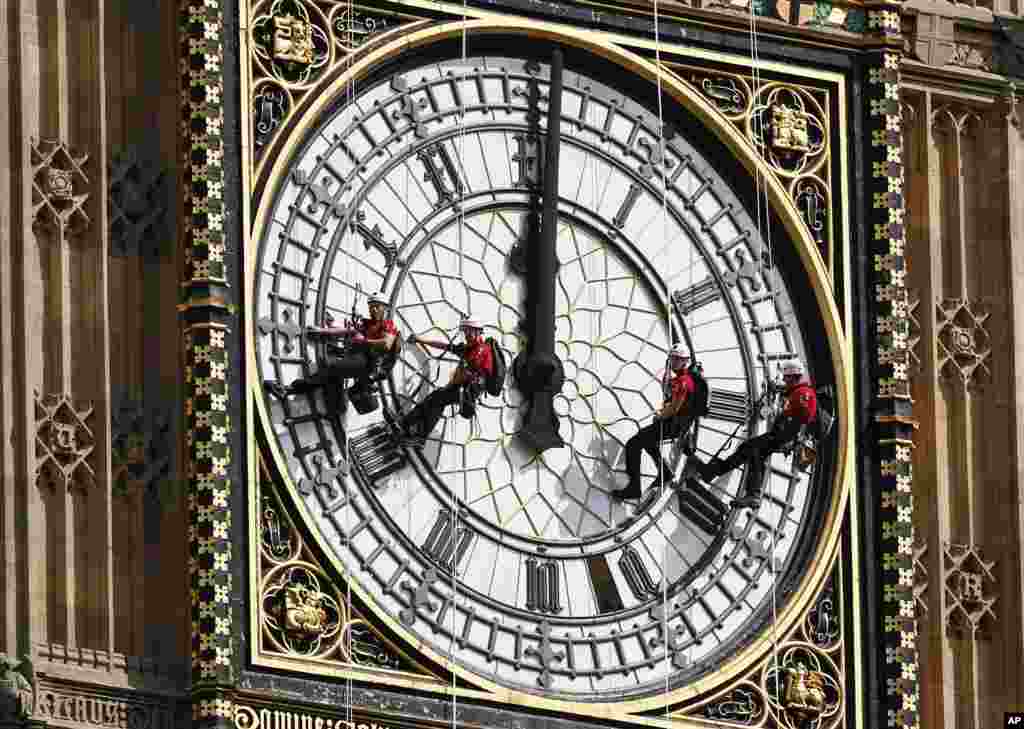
left=525, top=558, right=562, bottom=613
left=291, top=169, right=345, bottom=217
left=677, top=480, right=728, bottom=536
left=349, top=211, right=402, bottom=267
left=586, top=555, right=624, bottom=614
left=257, top=308, right=303, bottom=354
left=512, top=133, right=543, bottom=187
left=418, top=143, right=464, bottom=208
left=707, top=388, right=750, bottom=424
left=421, top=510, right=474, bottom=573
left=618, top=546, right=659, bottom=601
left=671, top=277, right=721, bottom=317
left=613, top=184, right=642, bottom=229
left=349, top=425, right=406, bottom=484
left=297, top=454, right=346, bottom=501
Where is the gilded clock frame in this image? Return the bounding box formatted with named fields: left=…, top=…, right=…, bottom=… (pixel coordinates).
left=240, top=10, right=860, bottom=728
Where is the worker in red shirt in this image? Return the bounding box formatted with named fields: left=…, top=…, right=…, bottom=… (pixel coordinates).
left=399, top=317, right=494, bottom=441
left=613, top=346, right=698, bottom=500
left=265, top=292, right=399, bottom=411
left=690, top=359, right=817, bottom=509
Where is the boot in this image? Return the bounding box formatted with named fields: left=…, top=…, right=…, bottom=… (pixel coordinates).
left=264, top=380, right=290, bottom=400
left=612, top=481, right=643, bottom=501
left=697, top=457, right=726, bottom=482
left=732, top=488, right=762, bottom=510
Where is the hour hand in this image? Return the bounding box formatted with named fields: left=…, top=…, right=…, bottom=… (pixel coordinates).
left=515, top=351, right=565, bottom=453
left=513, top=47, right=566, bottom=455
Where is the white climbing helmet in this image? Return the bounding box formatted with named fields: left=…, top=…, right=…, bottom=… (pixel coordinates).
left=669, top=345, right=690, bottom=361
left=460, top=317, right=483, bottom=332
left=781, top=359, right=805, bottom=377
left=367, top=291, right=389, bottom=306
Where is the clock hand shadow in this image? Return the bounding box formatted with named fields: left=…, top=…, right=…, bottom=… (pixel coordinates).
left=392, top=336, right=443, bottom=416
left=549, top=435, right=635, bottom=538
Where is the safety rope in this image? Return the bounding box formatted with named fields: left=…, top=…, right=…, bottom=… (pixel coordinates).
left=744, top=0, right=783, bottom=702
left=451, top=9, right=469, bottom=728
left=651, top=0, right=675, bottom=709
left=343, top=2, right=356, bottom=723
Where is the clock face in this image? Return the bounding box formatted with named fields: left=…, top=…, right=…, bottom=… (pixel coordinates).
left=253, top=40, right=838, bottom=700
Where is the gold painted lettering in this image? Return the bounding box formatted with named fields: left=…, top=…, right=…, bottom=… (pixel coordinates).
left=301, top=716, right=314, bottom=729
left=315, top=718, right=324, bottom=729
left=105, top=701, right=120, bottom=725
left=75, top=696, right=88, bottom=721
left=261, top=708, right=273, bottom=729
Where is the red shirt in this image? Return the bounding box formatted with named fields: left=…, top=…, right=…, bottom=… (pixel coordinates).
left=783, top=382, right=817, bottom=424
left=358, top=318, right=398, bottom=340
left=667, top=371, right=695, bottom=405
left=460, top=337, right=495, bottom=378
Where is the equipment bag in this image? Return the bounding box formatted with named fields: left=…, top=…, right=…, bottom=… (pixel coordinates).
left=689, top=362, right=710, bottom=417
left=484, top=338, right=506, bottom=397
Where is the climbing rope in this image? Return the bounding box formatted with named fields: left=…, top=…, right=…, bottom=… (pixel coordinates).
left=743, top=0, right=783, bottom=700
left=450, top=9, right=470, bottom=728
left=652, top=0, right=675, bottom=707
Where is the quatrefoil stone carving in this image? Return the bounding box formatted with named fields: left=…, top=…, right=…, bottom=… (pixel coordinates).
left=935, top=298, right=991, bottom=389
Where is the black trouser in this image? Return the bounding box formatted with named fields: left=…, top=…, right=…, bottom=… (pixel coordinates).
left=716, top=417, right=802, bottom=494
left=402, top=383, right=464, bottom=437
left=290, top=352, right=374, bottom=412
left=625, top=416, right=694, bottom=487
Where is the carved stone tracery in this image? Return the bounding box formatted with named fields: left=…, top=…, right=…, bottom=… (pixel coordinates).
left=31, top=138, right=90, bottom=235
left=935, top=297, right=991, bottom=388
left=34, top=392, right=95, bottom=491
left=108, top=148, right=169, bottom=258
left=111, top=393, right=173, bottom=500
left=942, top=542, right=997, bottom=637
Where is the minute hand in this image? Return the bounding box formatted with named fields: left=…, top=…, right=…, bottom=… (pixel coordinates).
left=516, top=48, right=565, bottom=454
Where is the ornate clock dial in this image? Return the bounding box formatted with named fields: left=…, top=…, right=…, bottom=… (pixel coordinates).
left=254, top=43, right=837, bottom=699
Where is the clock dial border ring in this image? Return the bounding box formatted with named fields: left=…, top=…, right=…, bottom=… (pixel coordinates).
left=248, top=18, right=853, bottom=712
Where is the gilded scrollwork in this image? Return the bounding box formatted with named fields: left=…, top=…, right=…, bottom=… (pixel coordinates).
left=702, top=682, right=766, bottom=725
left=248, top=2, right=421, bottom=162
left=261, top=494, right=299, bottom=563
left=253, top=82, right=291, bottom=152
left=803, top=573, right=841, bottom=648
left=251, top=0, right=332, bottom=88
left=674, top=560, right=846, bottom=727
left=256, top=458, right=424, bottom=674
left=263, top=563, right=345, bottom=656
left=763, top=645, right=842, bottom=729
left=749, top=85, right=828, bottom=178
left=677, top=65, right=834, bottom=273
